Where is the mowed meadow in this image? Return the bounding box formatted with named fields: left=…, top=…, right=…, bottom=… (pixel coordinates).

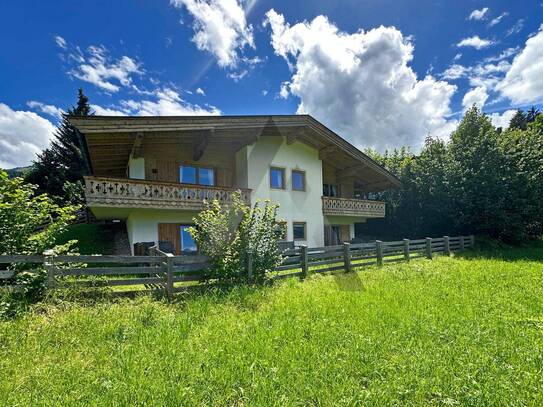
left=1, top=243, right=543, bottom=406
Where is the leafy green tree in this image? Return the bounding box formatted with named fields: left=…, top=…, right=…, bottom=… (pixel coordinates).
left=448, top=107, right=521, bottom=240
left=0, top=171, right=77, bottom=255
left=0, top=170, right=78, bottom=315
left=189, top=192, right=283, bottom=283
left=25, top=89, right=92, bottom=203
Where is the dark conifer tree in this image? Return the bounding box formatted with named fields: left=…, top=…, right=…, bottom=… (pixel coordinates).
left=526, top=106, right=540, bottom=123
left=509, top=109, right=527, bottom=130
left=25, top=89, right=93, bottom=202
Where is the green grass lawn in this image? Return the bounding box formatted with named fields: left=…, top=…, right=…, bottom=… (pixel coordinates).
left=56, top=223, right=119, bottom=254
left=1, top=244, right=543, bottom=405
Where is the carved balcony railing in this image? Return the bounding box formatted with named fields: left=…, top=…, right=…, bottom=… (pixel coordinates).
left=322, top=196, right=385, bottom=218
left=84, top=176, right=251, bottom=210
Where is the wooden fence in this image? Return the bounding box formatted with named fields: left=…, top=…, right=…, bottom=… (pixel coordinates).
left=0, top=235, right=474, bottom=299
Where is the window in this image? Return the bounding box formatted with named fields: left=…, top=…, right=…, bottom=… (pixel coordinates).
left=180, top=225, right=197, bottom=253
left=292, top=170, right=306, bottom=191
left=179, top=165, right=215, bottom=186
left=270, top=167, right=285, bottom=189
left=323, top=184, right=340, bottom=197
left=275, top=221, right=287, bottom=241
left=199, top=167, right=214, bottom=186
left=293, top=222, right=306, bottom=240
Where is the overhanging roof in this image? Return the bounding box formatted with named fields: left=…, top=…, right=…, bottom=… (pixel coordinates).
left=68, top=114, right=401, bottom=191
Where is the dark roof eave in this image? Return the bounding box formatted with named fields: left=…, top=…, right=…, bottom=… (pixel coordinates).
left=68, top=114, right=402, bottom=188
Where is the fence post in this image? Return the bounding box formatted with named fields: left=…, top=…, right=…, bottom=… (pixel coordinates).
left=376, top=240, right=383, bottom=266
left=300, top=245, right=309, bottom=278
left=444, top=236, right=450, bottom=256
left=459, top=235, right=465, bottom=251
left=403, top=239, right=410, bottom=261
left=343, top=242, right=351, bottom=273
left=165, top=253, right=174, bottom=301
left=246, top=248, right=253, bottom=283
left=44, top=250, right=55, bottom=288
left=425, top=237, right=433, bottom=259
left=470, top=235, right=475, bottom=248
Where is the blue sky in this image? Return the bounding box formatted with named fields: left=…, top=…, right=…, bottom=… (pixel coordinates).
left=1, top=0, right=542, bottom=168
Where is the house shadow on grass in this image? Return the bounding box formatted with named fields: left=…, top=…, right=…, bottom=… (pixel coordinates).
left=454, top=240, right=543, bottom=263
left=332, top=271, right=365, bottom=291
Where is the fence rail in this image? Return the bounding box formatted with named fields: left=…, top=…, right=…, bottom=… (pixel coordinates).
left=0, top=235, right=475, bottom=298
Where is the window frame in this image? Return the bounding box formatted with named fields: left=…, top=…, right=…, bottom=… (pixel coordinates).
left=179, top=164, right=215, bottom=186
left=270, top=166, right=286, bottom=190
left=293, top=221, right=307, bottom=241
left=291, top=169, right=306, bottom=191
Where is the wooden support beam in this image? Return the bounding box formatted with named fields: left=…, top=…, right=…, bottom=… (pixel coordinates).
left=286, top=134, right=298, bottom=145
left=193, top=129, right=213, bottom=161
left=318, top=145, right=340, bottom=160
left=336, top=164, right=365, bottom=182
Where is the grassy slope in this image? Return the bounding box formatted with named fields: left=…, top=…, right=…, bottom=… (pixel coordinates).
left=1, top=244, right=543, bottom=405
left=56, top=223, right=118, bottom=254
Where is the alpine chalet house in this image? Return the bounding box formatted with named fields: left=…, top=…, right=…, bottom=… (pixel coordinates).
left=69, top=115, right=400, bottom=254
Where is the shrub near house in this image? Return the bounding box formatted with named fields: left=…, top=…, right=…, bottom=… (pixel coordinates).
left=189, top=192, right=283, bottom=283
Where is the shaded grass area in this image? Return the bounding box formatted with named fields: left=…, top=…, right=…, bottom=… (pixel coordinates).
left=1, top=245, right=543, bottom=405
left=56, top=223, right=119, bottom=254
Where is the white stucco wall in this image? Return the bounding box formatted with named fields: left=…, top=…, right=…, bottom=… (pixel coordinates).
left=128, top=156, right=145, bottom=179
left=237, top=135, right=324, bottom=247
left=126, top=209, right=198, bottom=254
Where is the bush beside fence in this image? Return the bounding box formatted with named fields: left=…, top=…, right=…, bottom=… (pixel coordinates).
left=0, top=235, right=474, bottom=298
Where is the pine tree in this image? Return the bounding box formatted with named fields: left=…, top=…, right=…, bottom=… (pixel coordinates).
left=25, top=89, right=93, bottom=203
left=526, top=106, right=540, bottom=123
left=509, top=109, right=527, bottom=130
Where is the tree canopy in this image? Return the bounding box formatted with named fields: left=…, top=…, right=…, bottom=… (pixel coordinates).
left=359, top=106, right=543, bottom=243
left=25, top=89, right=92, bottom=204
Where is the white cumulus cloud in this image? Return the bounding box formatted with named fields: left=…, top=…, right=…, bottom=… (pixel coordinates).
left=170, top=0, right=254, bottom=68
left=457, top=35, right=494, bottom=49
left=264, top=9, right=457, bottom=150
left=462, top=86, right=489, bottom=111
left=68, top=45, right=142, bottom=92
left=489, top=109, right=516, bottom=129
left=0, top=103, right=55, bottom=168
left=468, top=7, right=489, bottom=20
left=26, top=101, right=64, bottom=118
left=496, top=27, right=543, bottom=104
left=91, top=87, right=221, bottom=117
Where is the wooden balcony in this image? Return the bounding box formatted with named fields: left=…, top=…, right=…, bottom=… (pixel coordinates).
left=84, top=176, right=251, bottom=210
left=322, top=196, right=385, bottom=218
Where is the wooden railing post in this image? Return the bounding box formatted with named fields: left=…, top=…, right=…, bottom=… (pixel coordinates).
left=44, top=250, right=55, bottom=288
left=376, top=240, right=383, bottom=266
left=343, top=242, right=351, bottom=273
left=300, top=245, right=309, bottom=278
left=425, top=238, right=433, bottom=259
left=444, top=236, right=450, bottom=256
left=165, top=253, right=174, bottom=301
left=246, top=248, right=253, bottom=283
left=403, top=239, right=410, bottom=261
left=470, top=235, right=475, bottom=248
left=459, top=235, right=465, bottom=251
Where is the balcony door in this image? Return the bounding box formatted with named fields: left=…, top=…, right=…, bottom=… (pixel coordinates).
left=158, top=223, right=198, bottom=255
